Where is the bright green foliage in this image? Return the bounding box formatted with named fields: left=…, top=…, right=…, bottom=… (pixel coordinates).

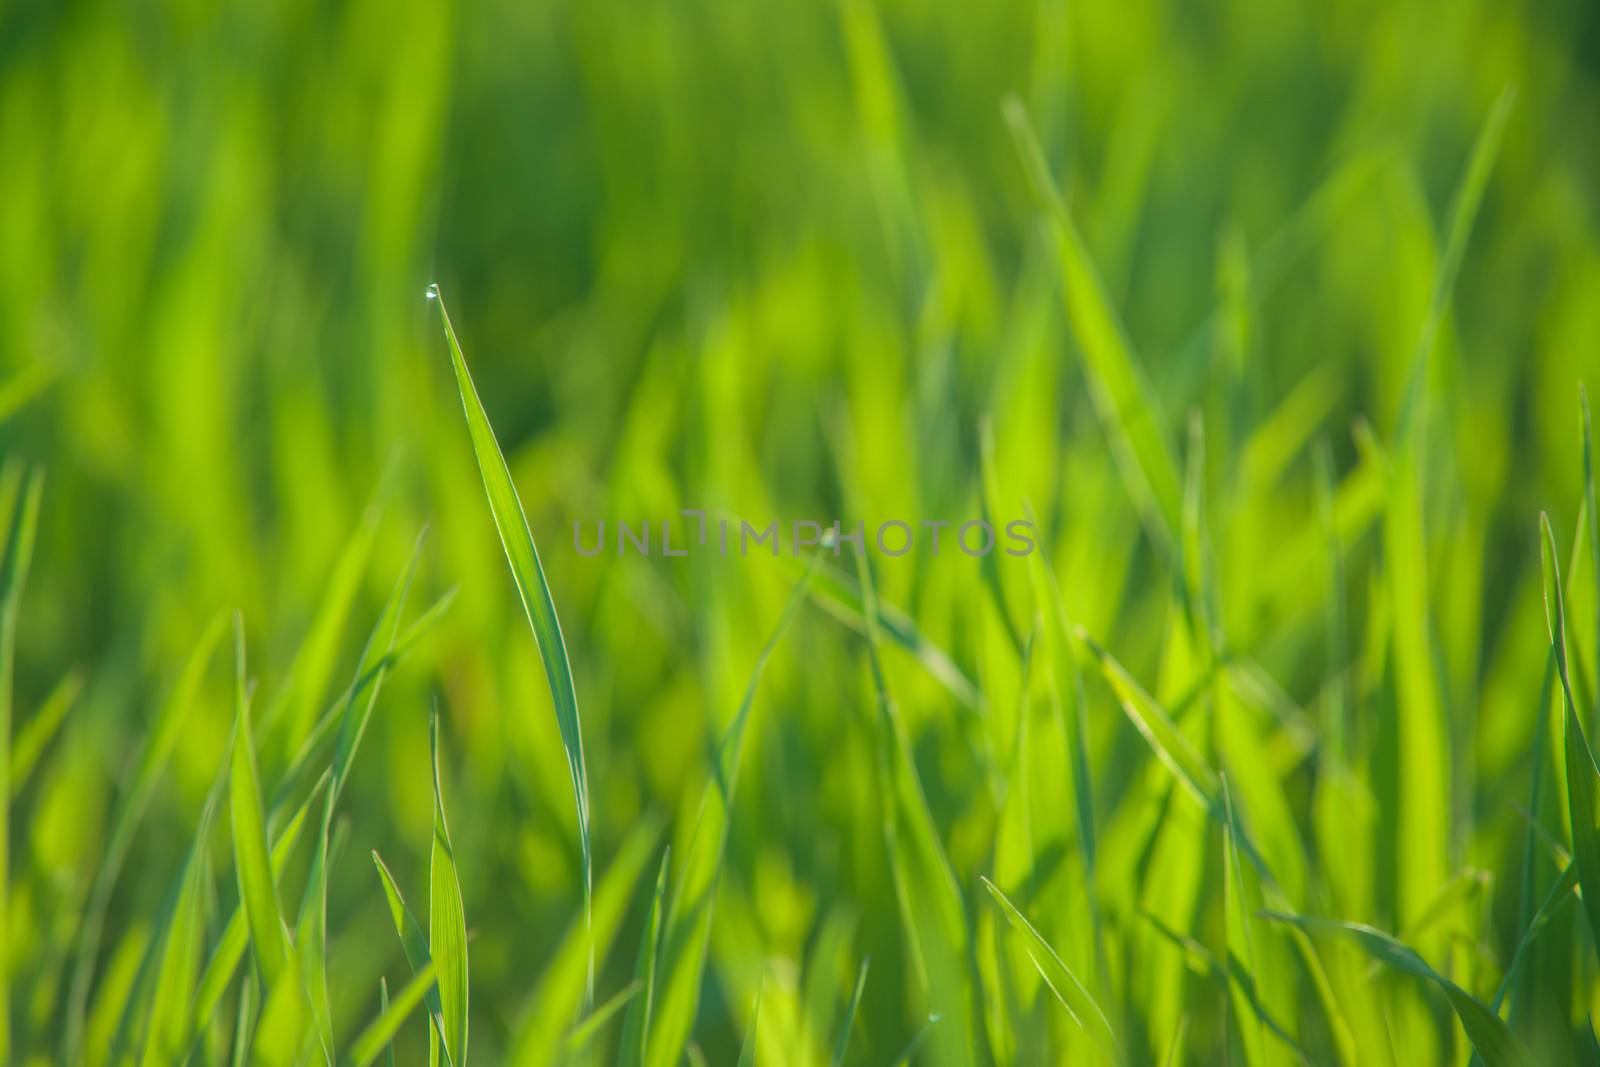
left=8, top=1, right=1600, bottom=1063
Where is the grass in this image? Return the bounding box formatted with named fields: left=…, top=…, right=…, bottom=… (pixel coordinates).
left=5, top=0, right=1600, bottom=1062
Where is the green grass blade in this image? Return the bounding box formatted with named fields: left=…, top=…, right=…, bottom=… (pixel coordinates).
left=736, top=982, right=761, bottom=1067
left=1262, top=913, right=1532, bottom=1067
left=0, top=463, right=40, bottom=1063
left=829, top=958, right=869, bottom=1067
left=617, top=847, right=669, bottom=1067
left=349, top=958, right=442, bottom=1067
left=230, top=615, right=289, bottom=988
left=645, top=553, right=823, bottom=1067
left=381, top=979, right=396, bottom=1067
left=373, top=850, right=449, bottom=1058
left=9, top=666, right=83, bottom=796
left=192, top=766, right=328, bottom=1033
left=1004, top=96, right=1182, bottom=553
left=1540, top=512, right=1600, bottom=951
left=1075, top=625, right=1220, bottom=807
left=981, top=877, right=1121, bottom=1063
left=63, top=609, right=228, bottom=1064
left=429, top=706, right=470, bottom=1065
left=507, top=818, right=661, bottom=1065
left=139, top=772, right=222, bottom=1066
left=801, top=559, right=982, bottom=711
left=855, top=546, right=979, bottom=1067
left=430, top=284, right=593, bottom=921
left=1394, top=88, right=1514, bottom=442
left=562, top=981, right=641, bottom=1059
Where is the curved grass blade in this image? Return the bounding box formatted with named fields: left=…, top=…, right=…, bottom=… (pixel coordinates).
left=1263, top=913, right=1532, bottom=1067
left=0, top=463, right=40, bottom=1062
left=800, top=559, right=982, bottom=711
left=1540, top=512, right=1600, bottom=953
left=617, top=848, right=669, bottom=1067
left=430, top=706, right=470, bottom=1065
left=1075, top=625, right=1219, bottom=807
left=981, top=877, right=1121, bottom=1063
left=373, top=851, right=449, bottom=1062
left=430, top=284, right=593, bottom=929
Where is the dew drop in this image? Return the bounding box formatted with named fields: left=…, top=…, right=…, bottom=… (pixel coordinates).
left=424, top=283, right=439, bottom=300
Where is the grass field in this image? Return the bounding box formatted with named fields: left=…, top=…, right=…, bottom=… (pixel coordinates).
left=4, top=0, right=1600, bottom=1063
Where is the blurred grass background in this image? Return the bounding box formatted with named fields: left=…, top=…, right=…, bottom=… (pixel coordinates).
left=4, top=0, right=1600, bottom=1062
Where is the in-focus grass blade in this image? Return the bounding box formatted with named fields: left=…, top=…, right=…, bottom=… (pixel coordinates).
left=1540, top=512, right=1600, bottom=951
left=373, top=851, right=448, bottom=1059
left=430, top=284, right=593, bottom=922
left=429, top=706, right=470, bottom=1065
left=0, top=463, right=40, bottom=1062
left=349, top=958, right=442, bottom=1067
left=230, top=615, right=289, bottom=987
left=192, top=767, right=329, bottom=1036
left=981, top=877, right=1121, bottom=1063
left=829, top=958, right=869, bottom=1067
left=618, top=848, right=669, bottom=1067
left=1262, top=913, right=1532, bottom=1067
left=299, top=533, right=424, bottom=1061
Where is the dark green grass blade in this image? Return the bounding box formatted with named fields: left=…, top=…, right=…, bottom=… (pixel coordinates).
left=430, top=284, right=593, bottom=923
left=981, top=877, right=1121, bottom=1063
left=0, top=463, right=40, bottom=1062
left=429, top=706, right=469, bottom=1065
left=1541, top=512, right=1600, bottom=952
